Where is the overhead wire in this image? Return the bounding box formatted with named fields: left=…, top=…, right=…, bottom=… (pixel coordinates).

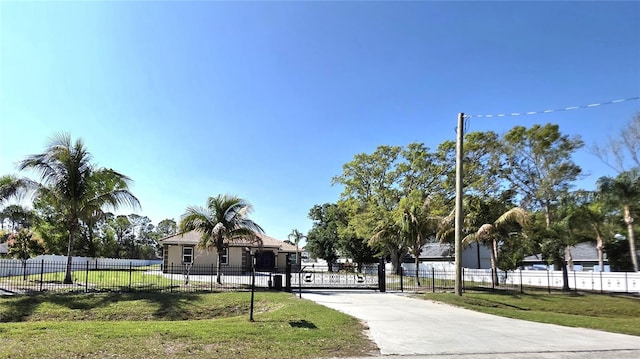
left=464, top=96, right=639, bottom=119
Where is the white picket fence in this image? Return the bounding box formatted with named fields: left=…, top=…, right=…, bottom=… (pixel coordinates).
left=0, top=255, right=161, bottom=277
left=400, top=262, right=640, bottom=293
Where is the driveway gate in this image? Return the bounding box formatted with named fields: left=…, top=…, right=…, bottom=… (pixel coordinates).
left=290, top=262, right=383, bottom=291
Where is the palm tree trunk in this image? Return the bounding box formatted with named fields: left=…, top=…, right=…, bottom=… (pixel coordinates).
left=389, top=247, right=401, bottom=275
left=490, top=238, right=499, bottom=287
left=623, top=205, right=639, bottom=272
left=216, top=251, right=223, bottom=284
left=414, top=254, right=420, bottom=286
left=566, top=246, right=574, bottom=271
left=63, top=231, right=74, bottom=284
left=594, top=225, right=604, bottom=272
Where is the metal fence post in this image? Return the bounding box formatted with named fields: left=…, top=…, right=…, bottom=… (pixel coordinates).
left=625, top=272, right=628, bottom=293
left=519, top=269, right=523, bottom=294
left=400, top=267, right=404, bottom=292
left=462, top=267, right=465, bottom=292
left=378, top=257, right=386, bottom=292
left=286, top=260, right=292, bottom=292
left=40, top=260, right=44, bottom=292
left=85, top=261, right=89, bottom=293
left=547, top=269, right=551, bottom=293
left=573, top=270, right=577, bottom=292
left=129, top=262, right=133, bottom=292
left=170, top=263, right=174, bottom=292
left=432, top=268, right=435, bottom=293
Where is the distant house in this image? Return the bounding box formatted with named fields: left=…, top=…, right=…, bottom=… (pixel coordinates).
left=407, top=242, right=493, bottom=269
left=159, top=231, right=300, bottom=274
left=0, top=242, right=8, bottom=258
left=523, top=242, right=609, bottom=271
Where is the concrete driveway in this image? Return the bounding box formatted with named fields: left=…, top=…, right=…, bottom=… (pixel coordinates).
left=302, top=291, right=640, bottom=359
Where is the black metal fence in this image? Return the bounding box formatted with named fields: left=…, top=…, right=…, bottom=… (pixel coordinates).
left=2, top=260, right=639, bottom=295
left=0, top=261, right=295, bottom=295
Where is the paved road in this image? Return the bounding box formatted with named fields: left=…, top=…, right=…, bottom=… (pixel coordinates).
left=302, top=291, right=640, bottom=359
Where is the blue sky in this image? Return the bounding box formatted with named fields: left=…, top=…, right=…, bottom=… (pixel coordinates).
left=1, top=1, right=639, bottom=243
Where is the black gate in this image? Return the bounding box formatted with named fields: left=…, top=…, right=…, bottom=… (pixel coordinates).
left=292, top=262, right=382, bottom=291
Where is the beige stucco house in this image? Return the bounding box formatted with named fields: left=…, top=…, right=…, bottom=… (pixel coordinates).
left=160, top=231, right=300, bottom=274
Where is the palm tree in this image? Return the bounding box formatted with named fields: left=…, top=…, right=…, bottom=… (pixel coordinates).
left=0, top=204, right=35, bottom=232
left=567, top=190, right=608, bottom=272
left=288, top=229, right=306, bottom=270
left=438, top=196, right=528, bottom=287
left=463, top=206, right=528, bottom=286
left=370, top=220, right=406, bottom=275
left=0, top=175, right=35, bottom=204
left=180, top=194, right=264, bottom=284
left=18, top=133, right=140, bottom=284
left=399, top=196, right=441, bottom=286
left=597, top=169, right=640, bottom=272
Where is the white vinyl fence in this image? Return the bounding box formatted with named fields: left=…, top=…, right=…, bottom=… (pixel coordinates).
left=400, top=262, right=640, bottom=294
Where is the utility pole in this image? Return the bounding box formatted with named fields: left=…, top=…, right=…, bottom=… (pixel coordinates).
left=454, top=112, right=464, bottom=296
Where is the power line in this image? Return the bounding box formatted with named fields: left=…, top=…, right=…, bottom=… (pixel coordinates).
left=464, top=96, right=639, bottom=119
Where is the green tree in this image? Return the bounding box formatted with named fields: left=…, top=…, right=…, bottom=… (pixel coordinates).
left=156, top=218, right=178, bottom=238
left=437, top=131, right=504, bottom=198
left=18, top=133, right=140, bottom=283
left=597, top=169, right=640, bottom=272
left=180, top=194, right=263, bottom=284
left=306, top=204, right=341, bottom=271
left=1, top=204, right=35, bottom=232
left=333, top=144, right=449, bottom=274
left=500, top=124, right=583, bottom=291
left=332, top=145, right=403, bottom=245
left=334, top=199, right=377, bottom=272
left=7, top=229, right=45, bottom=280
left=605, top=234, right=635, bottom=271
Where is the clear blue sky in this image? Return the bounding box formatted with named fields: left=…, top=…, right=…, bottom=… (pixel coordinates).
left=1, top=1, right=639, bottom=243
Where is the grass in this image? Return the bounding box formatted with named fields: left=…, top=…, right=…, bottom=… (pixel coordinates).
left=417, top=290, right=640, bottom=336
left=0, top=291, right=377, bottom=358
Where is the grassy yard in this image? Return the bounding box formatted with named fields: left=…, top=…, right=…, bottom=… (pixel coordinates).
left=0, top=291, right=378, bottom=359
left=418, top=290, right=640, bottom=336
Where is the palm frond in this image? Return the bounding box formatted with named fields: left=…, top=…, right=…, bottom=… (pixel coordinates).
left=495, top=207, right=528, bottom=227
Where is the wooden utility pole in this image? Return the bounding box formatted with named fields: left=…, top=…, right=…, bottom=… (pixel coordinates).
left=455, top=112, right=464, bottom=296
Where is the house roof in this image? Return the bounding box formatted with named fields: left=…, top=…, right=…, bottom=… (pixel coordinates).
left=523, top=242, right=607, bottom=263
left=159, top=231, right=299, bottom=252
left=419, top=243, right=453, bottom=258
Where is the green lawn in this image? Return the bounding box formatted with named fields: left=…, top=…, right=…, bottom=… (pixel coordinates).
left=0, top=292, right=378, bottom=358
left=418, top=291, right=640, bottom=336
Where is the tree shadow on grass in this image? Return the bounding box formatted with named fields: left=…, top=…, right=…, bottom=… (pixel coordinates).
left=289, top=319, right=318, bottom=329
left=0, top=291, right=204, bottom=323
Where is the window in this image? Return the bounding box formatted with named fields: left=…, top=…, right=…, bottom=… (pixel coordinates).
left=289, top=253, right=298, bottom=264
left=182, top=247, right=193, bottom=264
left=220, top=247, right=228, bottom=265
